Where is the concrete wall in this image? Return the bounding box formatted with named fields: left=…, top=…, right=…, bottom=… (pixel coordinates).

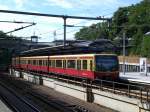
left=55, top=81, right=87, bottom=101
left=42, top=77, right=87, bottom=101
left=42, top=77, right=55, bottom=89
left=93, top=89, right=139, bottom=112
left=14, top=71, right=20, bottom=77
left=21, top=72, right=40, bottom=84
left=9, top=69, right=150, bottom=112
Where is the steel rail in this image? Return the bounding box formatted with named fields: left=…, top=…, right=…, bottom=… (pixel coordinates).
left=0, top=74, right=91, bottom=112
left=0, top=81, right=41, bottom=112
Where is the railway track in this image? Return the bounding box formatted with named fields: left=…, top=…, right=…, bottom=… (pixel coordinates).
left=0, top=74, right=92, bottom=112
left=0, top=81, right=40, bottom=112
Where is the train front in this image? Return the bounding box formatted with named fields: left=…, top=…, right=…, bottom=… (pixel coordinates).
left=94, top=54, right=119, bottom=80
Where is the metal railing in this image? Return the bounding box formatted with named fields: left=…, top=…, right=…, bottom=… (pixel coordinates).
left=12, top=69, right=150, bottom=102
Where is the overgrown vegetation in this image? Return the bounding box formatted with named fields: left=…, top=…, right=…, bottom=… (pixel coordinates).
left=75, top=0, right=150, bottom=57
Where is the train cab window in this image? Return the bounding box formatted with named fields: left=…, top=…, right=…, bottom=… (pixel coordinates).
left=77, top=60, right=81, bottom=70
left=51, top=60, right=55, bottom=67
left=67, top=60, right=76, bottom=69
left=82, top=60, right=87, bottom=70
left=56, top=60, right=62, bottom=68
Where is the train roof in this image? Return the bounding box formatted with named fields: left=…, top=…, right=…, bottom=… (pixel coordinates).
left=19, top=39, right=117, bottom=57
left=18, top=53, right=117, bottom=59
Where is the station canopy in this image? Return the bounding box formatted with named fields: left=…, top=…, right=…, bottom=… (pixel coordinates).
left=20, top=39, right=117, bottom=57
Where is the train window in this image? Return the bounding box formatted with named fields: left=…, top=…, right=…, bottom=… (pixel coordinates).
left=49, top=60, right=51, bottom=67
left=33, top=60, right=36, bottom=65
left=90, top=60, right=93, bottom=71
left=82, top=60, right=87, bottom=70
left=56, top=60, right=62, bottom=68
left=63, top=60, right=66, bottom=68
left=67, top=60, right=76, bottom=69
left=42, top=60, right=44, bottom=66
left=43, top=60, right=45, bottom=66
left=77, top=60, right=81, bottom=70
left=30, top=60, right=32, bottom=65
left=45, top=60, right=47, bottom=66
left=28, top=60, right=30, bottom=64
left=36, top=60, right=38, bottom=65
left=51, top=60, right=55, bottom=67
left=43, top=60, right=46, bottom=66
left=46, top=60, right=48, bottom=66
left=32, top=60, right=34, bottom=65
left=35, top=60, right=37, bottom=65
left=39, top=60, right=42, bottom=66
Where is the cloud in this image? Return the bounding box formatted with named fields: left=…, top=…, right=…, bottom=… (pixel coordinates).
left=45, top=0, right=121, bottom=10
left=0, top=0, right=142, bottom=42
left=46, top=0, right=73, bottom=8
left=14, top=0, right=28, bottom=9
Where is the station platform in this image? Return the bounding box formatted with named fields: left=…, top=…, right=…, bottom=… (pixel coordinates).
left=0, top=99, right=12, bottom=112
left=119, top=72, right=150, bottom=85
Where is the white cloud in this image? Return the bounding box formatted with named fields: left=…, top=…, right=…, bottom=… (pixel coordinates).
left=46, top=0, right=73, bottom=8
left=14, top=0, right=27, bottom=9
left=0, top=13, right=65, bottom=42
left=0, top=0, right=141, bottom=42
left=45, top=0, right=121, bottom=10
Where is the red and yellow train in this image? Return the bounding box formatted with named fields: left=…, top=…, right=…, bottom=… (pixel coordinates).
left=12, top=54, right=119, bottom=80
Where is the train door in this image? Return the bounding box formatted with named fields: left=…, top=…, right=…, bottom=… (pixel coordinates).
left=63, top=59, right=66, bottom=74
left=88, top=60, right=93, bottom=71
left=77, top=59, right=81, bottom=76
left=47, top=57, right=49, bottom=73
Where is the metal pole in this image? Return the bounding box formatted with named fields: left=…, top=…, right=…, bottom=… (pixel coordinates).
left=123, top=32, right=126, bottom=75
left=63, top=17, right=67, bottom=47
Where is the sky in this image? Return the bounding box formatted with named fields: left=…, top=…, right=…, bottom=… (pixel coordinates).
left=0, top=0, right=143, bottom=42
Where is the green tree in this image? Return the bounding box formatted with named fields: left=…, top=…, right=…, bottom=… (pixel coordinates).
left=75, top=0, right=150, bottom=57
left=0, top=31, right=8, bottom=38
left=141, top=35, right=150, bottom=58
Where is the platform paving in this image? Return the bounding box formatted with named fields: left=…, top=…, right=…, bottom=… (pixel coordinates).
left=120, top=72, right=150, bottom=85
left=0, top=99, right=12, bottom=112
